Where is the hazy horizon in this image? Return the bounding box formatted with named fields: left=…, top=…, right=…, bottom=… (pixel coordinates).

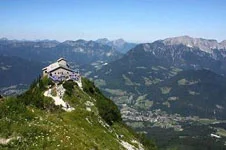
left=1, top=0, right=225, bottom=43
left=1, top=35, right=226, bottom=44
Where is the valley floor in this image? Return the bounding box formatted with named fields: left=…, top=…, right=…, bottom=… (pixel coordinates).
left=121, top=106, right=226, bottom=149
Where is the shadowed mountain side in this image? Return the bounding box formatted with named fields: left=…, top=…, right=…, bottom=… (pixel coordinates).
left=0, top=55, right=44, bottom=87
left=146, top=69, right=226, bottom=119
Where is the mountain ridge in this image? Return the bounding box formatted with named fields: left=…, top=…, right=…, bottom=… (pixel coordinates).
left=161, top=35, right=226, bottom=53
left=0, top=38, right=122, bottom=65
left=90, top=38, right=226, bottom=120
left=0, top=76, right=156, bottom=149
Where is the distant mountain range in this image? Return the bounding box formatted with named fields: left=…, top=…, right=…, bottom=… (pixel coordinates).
left=90, top=36, right=226, bottom=119
left=93, top=38, right=226, bottom=89
left=0, top=37, right=135, bottom=93
left=2, top=35, right=226, bottom=149
left=96, top=38, right=136, bottom=53
left=0, top=38, right=126, bottom=65
left=2, top=35, right=226, bottom=119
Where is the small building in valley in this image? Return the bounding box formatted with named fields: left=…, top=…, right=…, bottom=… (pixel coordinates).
left=42, top=58, right=81, bottom=83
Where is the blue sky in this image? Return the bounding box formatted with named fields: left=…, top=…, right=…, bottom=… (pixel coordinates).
left=0, top=0, right=225, bottom=42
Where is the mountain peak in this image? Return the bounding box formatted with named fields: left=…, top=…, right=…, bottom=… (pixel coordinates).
left=220, top=40, right=226, bottom=45
left=96, top=38, right=126, bottom=45
left=96, top=38, right=136, bottom=53
left=162, top=36, right=225, bottom=52
left=95, top=38, right=111, bottom=45
left=113, top=38, right=125, bottom=44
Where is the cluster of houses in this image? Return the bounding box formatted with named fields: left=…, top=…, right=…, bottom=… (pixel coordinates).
left=42, top=58, right=81, bottom=83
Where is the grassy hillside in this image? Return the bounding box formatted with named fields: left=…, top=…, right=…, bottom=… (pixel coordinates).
left=0, top=77, right=156, bottom=149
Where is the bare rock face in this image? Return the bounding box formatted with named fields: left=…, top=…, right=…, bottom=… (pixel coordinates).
left=163, top=36, right=226, bottom=53
left=220, top=40, right=226, bottom=49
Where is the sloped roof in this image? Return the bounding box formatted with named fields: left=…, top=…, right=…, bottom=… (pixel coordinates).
left=42, top=59, right=73, bottom=73
left=57, top=57, right=66, bottom=62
